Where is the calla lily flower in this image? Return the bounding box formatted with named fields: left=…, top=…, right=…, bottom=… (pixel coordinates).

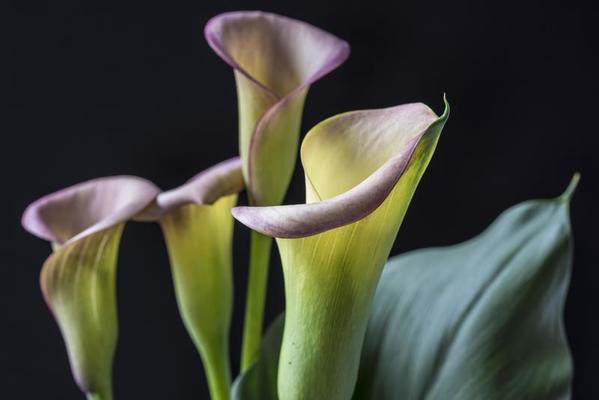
left=205, top=11, right=350, bottom=370
left=22, top=177, right=160, bottom=400
left=139, top=158, right=244, bottom=400
left=233, top=99, right=450, bottom=400
left=205, top=10, right=350, bottom=206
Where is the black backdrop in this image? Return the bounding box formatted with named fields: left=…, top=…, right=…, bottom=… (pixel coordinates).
left=4, top=0, right=598, bottom=398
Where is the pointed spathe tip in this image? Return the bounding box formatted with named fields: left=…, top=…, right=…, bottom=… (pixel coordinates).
left=440, top=93, right=450, bottom=120
left=559, top=173, right=581, bottom=202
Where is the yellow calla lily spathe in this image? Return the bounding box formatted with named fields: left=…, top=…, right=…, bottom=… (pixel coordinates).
left=233, top=98, right=449, bottom=400
left=22, top=160, right=244, bottom=400
left=139, top=158, right=244, bottom=400
left=205, top=11, right=349, bottom=206
left=22, top=177, right=160, bottom=400
left=205, top=10, right=350, bottom=371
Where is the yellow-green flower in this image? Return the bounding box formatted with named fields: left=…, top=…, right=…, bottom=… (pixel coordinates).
left=139, top=158, right=244, bottom=400
left=205, top=10, right=350, bottom=206
left=22, top=177, right=160, bottom=400
left=205, top=11, right=350, bottom=370
left=233, top=99, right=450, bottom=400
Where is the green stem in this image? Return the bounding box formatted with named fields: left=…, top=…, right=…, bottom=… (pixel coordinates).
left=86, top=388, right=112, bottom=400
left=240, top=231, right=273, bottom=371
left=202, top=342, right=232, bottom=400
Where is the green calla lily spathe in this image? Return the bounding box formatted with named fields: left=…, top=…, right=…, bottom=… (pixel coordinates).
left=205, top=11, right=349, bottom=206
left=21, top=161, right=244, bottom=400
left=22, top=177, right=160, bottom=400
left=205, top=10, right=351, bottom=371
left=233, top=98, right=449, bottom=400
left=139, top=158, right=244, bottom=400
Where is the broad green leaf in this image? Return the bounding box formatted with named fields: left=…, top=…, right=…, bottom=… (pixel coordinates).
left=354, top=186, right=575, bottom=400
left=231, top=179, right=576, bottom=400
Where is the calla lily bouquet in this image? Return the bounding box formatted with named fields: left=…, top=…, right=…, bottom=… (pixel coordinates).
left=23, top=11, right=577, bottom=400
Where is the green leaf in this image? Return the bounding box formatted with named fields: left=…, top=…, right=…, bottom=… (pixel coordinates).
left=231, top=180, right=576, bottom=400
left=354, top=187, right=575, bottom=399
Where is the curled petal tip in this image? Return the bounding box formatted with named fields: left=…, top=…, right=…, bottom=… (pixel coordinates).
left=234, top=99, right=449, bottom=238
left=232, top=144, right=417, bottom=238
left=22, top=176, right=160, bottom=245
left=301, top=102, right=443, bottom=200
left=149, top=157, right=244, bottom=218
left=441, top=94, right=450, bottom=118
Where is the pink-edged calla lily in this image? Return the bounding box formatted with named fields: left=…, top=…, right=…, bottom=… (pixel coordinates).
left=205, top=11, right=350, bottom=370
left=22, top=177, right=160, bottom=400
left=204, top=10, right=350, bottom=206
left=232, top=98, right=450, bottom=400
left=138, top=158, right=244, bottom=400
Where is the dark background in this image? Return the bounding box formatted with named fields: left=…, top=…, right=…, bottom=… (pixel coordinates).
left=4, top=0, right=597, bottom=398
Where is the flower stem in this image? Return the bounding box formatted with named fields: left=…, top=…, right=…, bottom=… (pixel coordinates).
left=240, top=231, right=273, bottom=371
left=202, top=342, right=232, bottom=400
left=86, top=388, right=112, bottom=400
